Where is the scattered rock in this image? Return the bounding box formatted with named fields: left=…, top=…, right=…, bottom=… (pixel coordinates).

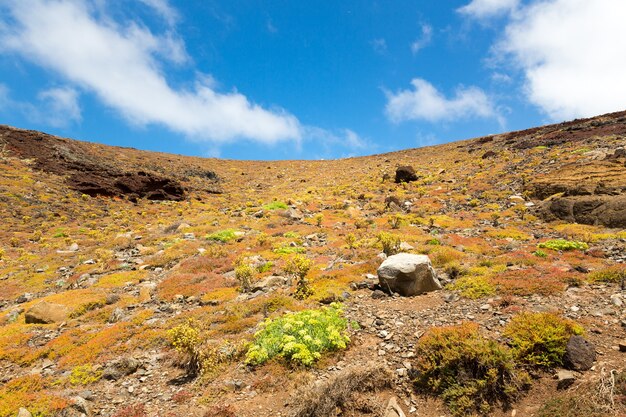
left=71, top=396, right=92, bottom=416
left=384, top=396, right=406, bottom=417
left=105, top=294, right=120, bottom=305
left=108, top=307, right=125, bottom=323
left=103, top=357, right=140, bottom=380
left=252, top=275, right=288, bottom=292
left=610, top=294, right=623, bottom=307
left=556, top=369, right=576, bottom=390
left=17, top=408, right=32, bottom=417
left=377, top=253, right=442, bottom=296
left=563, top=335, right=596, bottom=371
left=619, top=341, right=626, bottom=352
left=372, top=290, right=388, bottom=299
left=395, top=166, right=418, bottom=183
left=25, top=301, right=70, bottom=324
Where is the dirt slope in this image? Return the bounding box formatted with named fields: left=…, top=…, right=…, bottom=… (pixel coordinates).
left=0, top=111, right=625, bottom=417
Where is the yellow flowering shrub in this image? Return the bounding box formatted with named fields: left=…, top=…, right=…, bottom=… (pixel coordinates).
left=246, top=303, right=350, bottom=366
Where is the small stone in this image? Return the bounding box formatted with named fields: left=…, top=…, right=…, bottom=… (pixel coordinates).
left=17, top=408, right=32, bottom=417
left=384, top=396, right=407, bottom=417
left=372, top=290, right=387, bottom=299
left=69, top=243, right=79, bottom=252
left=619, top=341, right=626, bottom=352
left=610, top=294, right=623, bottom=307
left=570, top=306, right=580, bottom=312
left=557, top=369, right=576, bottom=390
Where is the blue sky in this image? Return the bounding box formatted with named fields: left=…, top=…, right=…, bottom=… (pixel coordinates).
left=1, top=0, right=625, bottom=160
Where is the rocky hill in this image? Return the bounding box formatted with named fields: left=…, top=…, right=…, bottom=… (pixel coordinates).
left=0, top=111, right=625, bottom=417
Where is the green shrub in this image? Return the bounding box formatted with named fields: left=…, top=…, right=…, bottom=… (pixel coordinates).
left=167, top=319, right=245, bottom=377
left=235, top=263, right=255, bottom=293
left=533, top=249, right=548, bottom=258
left=284, top=254, right=313, bottom=299
left=388, top=214, right=405, bottom=229
left=69, top=364, right=103, bottom=385
left=377, top=232, right=401, bottom=256
left=537, top=239, right=588, bottom=251
left=263, top=201, right=288, bottom=210
left=588, top=265, right=626, bottom=283
left=413, top=323, right=529, bottom=416
left=206, top=229, right=238, bottom=243
left=273, top=245, right=306, bottom=255
left=256, top=261, right=274, bottom=273
left=448, top=276, right=495, bottom=299
left=245, top=304, right=350, bottom=367
left=167, top=319, right=203, bottom=375
left=504, top=312, right=584, bottom=368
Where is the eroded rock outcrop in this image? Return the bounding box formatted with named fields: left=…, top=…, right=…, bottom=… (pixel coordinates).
left=528, top=157, right=626, bottom=228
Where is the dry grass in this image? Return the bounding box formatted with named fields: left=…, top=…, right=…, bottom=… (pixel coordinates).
left=290, top=363, right=392, bottom=417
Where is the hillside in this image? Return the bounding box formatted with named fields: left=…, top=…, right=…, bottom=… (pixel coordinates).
left=0, top=111, right=625, bottom=417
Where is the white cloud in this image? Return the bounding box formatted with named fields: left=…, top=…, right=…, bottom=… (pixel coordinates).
left=385, top=78, right=499, bottom=123
left=304, top=126, right=369, bottom=150
left=0, top=0, right=301, bottom=144
left=37, top=86, right=82, bottom=127
left=371, top=38, right=387, bottom=55
left=137, top=0, right=179, bottom=26
left=0, top=83, right=81, bottom=127
left=458, top=0, right=519, bottom=19
left=495, top=0, right=626, bottom=120
left=410, top=24, right=432, bottom=54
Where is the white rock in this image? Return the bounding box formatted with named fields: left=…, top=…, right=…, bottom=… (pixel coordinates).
left=377, top=253, right=441, bottom=296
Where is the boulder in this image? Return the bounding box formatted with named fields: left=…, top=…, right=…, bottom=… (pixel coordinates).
left=394, top=166, right=418, bottom=183
left=563, top=335, right=596, bottom=371
left=25, top=301, right=70, bottom=324
left=377, top=253, right=441, bottom=296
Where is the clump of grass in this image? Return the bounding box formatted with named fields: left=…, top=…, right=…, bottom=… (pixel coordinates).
left=245, top=304, right=350, bottom=367
left=537, top=239, right=588, bottom=251
left=263, top=201, right=288, bottom=210
left=413, top=323, right=530, bottom=416
left=69, top=364, right=103, bottom=386
left=206, top=229, right=238, bottom=243
left=504, top=312, right=584, bottom=368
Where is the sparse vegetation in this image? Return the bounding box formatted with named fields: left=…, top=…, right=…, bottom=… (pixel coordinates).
left=0, top=114, right=624, bottom=415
